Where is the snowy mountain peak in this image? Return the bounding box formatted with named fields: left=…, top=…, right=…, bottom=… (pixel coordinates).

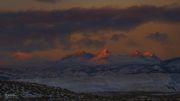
left=96, top=48, right=110, bottom=59
left=60, top=49, right=161, bottom=65
left=143, top=51, right=156, bottom=57
left=60, top=50, right=95, bottom=65
left=131, top=50, right=156, bottom=57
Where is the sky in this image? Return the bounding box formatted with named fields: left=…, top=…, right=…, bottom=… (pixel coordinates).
left=0, top=0, right=180, bottom=64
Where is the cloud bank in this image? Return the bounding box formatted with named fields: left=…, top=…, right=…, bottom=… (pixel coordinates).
left=0, top=5, right=179, bottom=60
left=147, top=32, right=168, bottom=42
left=36, top=0, right=61, bottom=3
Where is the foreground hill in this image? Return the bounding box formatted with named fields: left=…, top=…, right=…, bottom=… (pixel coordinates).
left=0, top=80, right=77, bottom=99
left=1, top=80, right=180, bottom=101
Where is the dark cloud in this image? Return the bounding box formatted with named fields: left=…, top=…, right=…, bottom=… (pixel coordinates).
left=36, top=0, right=61, bottom=3
left=111, top=34, right=127, bottom=41
left=79, top=39, right=106, bottom=49
left=0, top=5, right=179, bottom=51
left=146, top=32, right=168, bottom=42
left=0, top=5, right=179, bottom=32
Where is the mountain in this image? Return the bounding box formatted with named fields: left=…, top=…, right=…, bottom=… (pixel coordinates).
left=0, top=49, right=180, bottom=93
left=59, top=49, right=161, bottom=66
left=163, top=57, right=180, bottom=73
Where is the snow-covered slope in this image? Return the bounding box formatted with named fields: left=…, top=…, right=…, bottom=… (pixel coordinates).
left=19, top=73, right=177, bottom=92
left=1, top=49, right=180, bottom=93
left=17, top=52, right=172, bottom=92
left=163, top=58, right=180, bottom=73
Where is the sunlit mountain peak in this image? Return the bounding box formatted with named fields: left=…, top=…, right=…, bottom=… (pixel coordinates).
left=96, top=48, right=110, bottom=59
left=143, top=51, right=156, bottom=57
left=131, top=50, right=156, bottom=57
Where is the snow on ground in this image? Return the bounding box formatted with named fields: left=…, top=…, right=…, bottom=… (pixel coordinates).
left=17, top=73, right=177, bottom=93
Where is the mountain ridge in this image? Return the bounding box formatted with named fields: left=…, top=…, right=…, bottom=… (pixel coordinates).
left=0, top=49, right=180, bottom=92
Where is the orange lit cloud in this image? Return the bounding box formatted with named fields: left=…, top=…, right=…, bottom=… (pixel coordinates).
left=13, top=51, right=32, bottom=60
left=33, top=48, right=70, bottom=60
left=0, top=5, right=179, bottom=61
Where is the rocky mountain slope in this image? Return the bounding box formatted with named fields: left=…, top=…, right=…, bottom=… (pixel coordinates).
left=0, top=80, right=76, bottom=98
left=1, top=80, right=180, bottom=101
